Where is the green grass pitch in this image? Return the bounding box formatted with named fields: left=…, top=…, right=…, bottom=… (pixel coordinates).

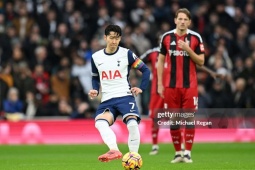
left=0, top=143, right=254, bottom=170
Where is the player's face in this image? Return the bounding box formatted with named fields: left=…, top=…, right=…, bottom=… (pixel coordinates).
left=104, top=32, right=121, bottom=52
left=174, top=12, right=191, bottom=32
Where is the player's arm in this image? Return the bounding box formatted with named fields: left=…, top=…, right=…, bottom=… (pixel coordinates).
left=197, top=65, right=224, bottom=80
left=157, top=53, right=165, bottom=98
left=89, top=58, right=100, bottom=99
left=178, top=38, right=205, bottom=66
left=128, top=50, right=151, bottom=96
left=157, top=36, right=167, bottom=98
left=140, top=49, right=157, bottom=78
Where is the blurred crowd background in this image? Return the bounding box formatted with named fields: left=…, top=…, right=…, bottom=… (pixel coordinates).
left=0, top=0, right=255, bottom=121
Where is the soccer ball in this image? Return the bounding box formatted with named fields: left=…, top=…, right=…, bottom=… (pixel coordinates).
left=122, top=152, right=143, bottom=170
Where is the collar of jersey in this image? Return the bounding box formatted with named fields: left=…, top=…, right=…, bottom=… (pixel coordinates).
left=104, top=46, right=119, bottom=55
left=174, top=28, right=190, bottom=37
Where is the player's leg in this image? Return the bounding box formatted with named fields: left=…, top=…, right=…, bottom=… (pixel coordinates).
left=149, top=95, right=164, bottom=155
left=95, top=100, right=122, bottom=162
left=95, top=111, right=118, bottom=151
left=149, top=118, right=159, bottom=155
left=126, top=115, right=140, bottom=153
left=169, top=123, right=183, bottom=163
left=181, top=87, right=198, bottom=163
left=164, top=88, right=183, bottom=163
left=118, top=96, right=141, bottom=153
left=182, top=124, right=194, bottom=163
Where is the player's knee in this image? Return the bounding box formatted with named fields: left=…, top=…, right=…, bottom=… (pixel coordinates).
left=95, top=119, right=110, bottom=129
left=95, top=111, right=113, bottom=125
left=126, top=118, right=138, bottom=128
left=125, top=115, right=140, bottom=124
left=170, top=124, right=180, bottom=130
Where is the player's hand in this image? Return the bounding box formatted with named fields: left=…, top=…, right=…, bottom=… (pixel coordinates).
left=211, top=72, right=224, bottom=80
left=131, top=87, right=142, bottom=96
left=88, top=90, right=98, bottom=99
left=157, top=84, right=164, bottom=98
left=178, top=40, right=190, bottom=51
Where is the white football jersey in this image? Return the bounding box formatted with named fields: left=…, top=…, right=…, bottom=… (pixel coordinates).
left=92, top=46, right=143, bottom=102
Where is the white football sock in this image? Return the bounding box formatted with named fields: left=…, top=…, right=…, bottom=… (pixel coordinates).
left=152, top=145, right=159, bottom=150
left=184, top=150, right=191, bottom=156
left=176, top=151, right=182, bottom=155
left=95, top=120, right=119, bottom=151
left=127, top=119, right=140, bottom=152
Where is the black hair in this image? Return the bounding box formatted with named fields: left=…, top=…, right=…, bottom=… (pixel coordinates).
left=105, top=24, right=122, bottom=36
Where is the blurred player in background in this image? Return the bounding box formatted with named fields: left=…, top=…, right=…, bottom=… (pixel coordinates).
left=88, top=24, right=150, bottom=162
left=140, top=46, right=164, bottom=155
left=142, top=43, right=221, bottom=156
left=157, top=8, right=205, bottom=163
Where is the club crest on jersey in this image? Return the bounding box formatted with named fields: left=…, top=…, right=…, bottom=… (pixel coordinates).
left=101, top=70, right=122, bottom=80
left=117, top=60, right=121, bottom=66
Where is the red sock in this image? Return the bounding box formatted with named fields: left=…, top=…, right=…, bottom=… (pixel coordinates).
left=152, top=128, right=159, bottom=145
left=184, top=128, right=195, bottom=150
left=170, top=129, right=182, bottom=151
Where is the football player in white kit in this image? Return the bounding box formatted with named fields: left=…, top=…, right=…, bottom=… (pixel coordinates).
left=88, top=25, right=150, bottom=162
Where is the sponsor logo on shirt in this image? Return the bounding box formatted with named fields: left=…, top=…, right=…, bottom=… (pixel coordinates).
left=169, top=50, right=189, bottom=57
left=101, top=70, right=122, bottom=80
